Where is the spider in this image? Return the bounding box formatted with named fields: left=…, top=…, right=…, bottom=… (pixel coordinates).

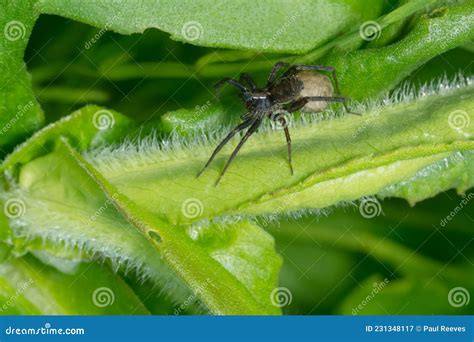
left=197, top=62, right=358, bottom=185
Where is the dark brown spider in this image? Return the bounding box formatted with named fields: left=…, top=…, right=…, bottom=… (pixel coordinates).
left=197, top=62, right=358, bottom=185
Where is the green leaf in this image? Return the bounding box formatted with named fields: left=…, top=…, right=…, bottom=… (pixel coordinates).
left=2, top=146, right=188, bottom=303
left=5, top=78, right=468, bottom=315
left=160, top=104, right=228, bottom=136
left=1, top=134, right=282, bottom=314
left=338, top=275, right=470, bottom=315
left=268, top=190, right=474, bottom=314
left=271, top=214, right=473, bottom=288
left=0, top=0, right=44, bottom=152
left=147, top=1, right=472, bottom=133
left=0, top=252, right=149, bottom=315
left=275, top=240, right=358, bottom=314
left=1, top=0, right=473, bottom=316
left=82, top=79, right=473, bottom=224
left=1, top=105, right=136, bottom=173
left=321, top=2, right=474, bottom=101
left=64, top=140, right=281, bottom=314
left=34, top=0, right=386, bottom=53
left=380, top=150, right=474, bottom=205
left=92, top=0, right=442, bottom=84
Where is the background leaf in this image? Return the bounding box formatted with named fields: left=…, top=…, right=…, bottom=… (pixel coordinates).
left=0, top=251, right=149, bottom=315
left=35, top=0, right=386, bottom=53
left=0, top=0, right=43, bottom=153
left=1, top=131, right=282, bottom=315
left=321, top=2, right=474, bottom=100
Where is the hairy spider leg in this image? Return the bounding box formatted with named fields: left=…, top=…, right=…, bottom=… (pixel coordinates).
left=267, top=61, right=291, bottom=85
left=278, top=116, right=294, bottom=175
left=285, top=96, right=346, bottom=112
left=214, top=78, right=248, bottom=94
left=197, top=118, right=254, bottom=177
left=214, top=119, right=262, bottom=186
left=284, top=64, right=361, bottom=115
left=239, top=73, right=257, bottom=91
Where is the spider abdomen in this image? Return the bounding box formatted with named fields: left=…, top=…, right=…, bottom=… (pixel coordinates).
left=297, top=71, right=334, bottom=112
left=269, top=76, right=304, bottom=103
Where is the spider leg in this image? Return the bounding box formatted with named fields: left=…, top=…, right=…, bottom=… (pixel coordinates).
left=285, top=96, right=346, bottom=112
left=267, top=62, right=290, bottom=85
left=276, top=116, right=293, bottom=175
left=239, top=73, right=257, bottom=91
left=284, top=64, right=334, bottom=76
left=214, top=78, right=248, bottom=94
left=197, top=118, right=254, bottom=177
left=284, top=64, right=361, bottom=115
left=214, top=119, right=262, bottom=186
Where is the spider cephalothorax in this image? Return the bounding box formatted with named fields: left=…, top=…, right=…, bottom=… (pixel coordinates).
left=198, top=62, right=357, bottom=185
